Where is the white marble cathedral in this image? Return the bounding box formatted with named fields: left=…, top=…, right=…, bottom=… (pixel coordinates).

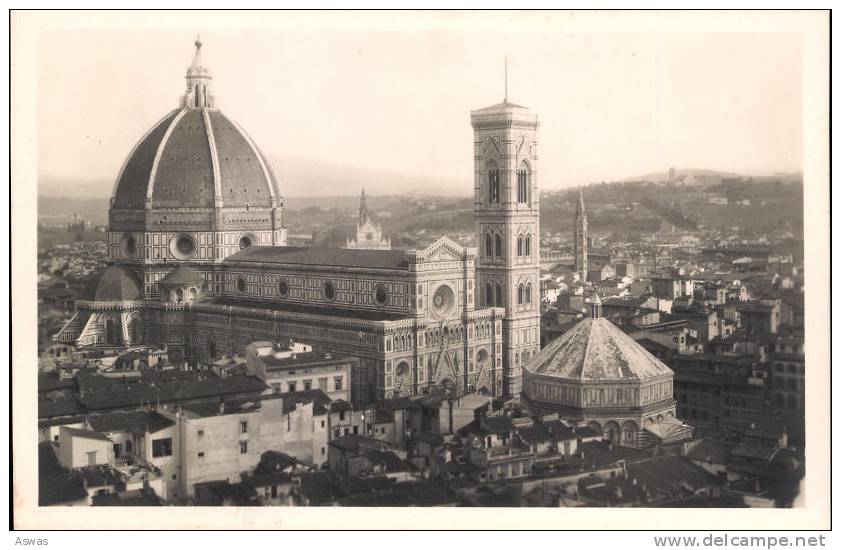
left=55, top=39, right=549, bottom=406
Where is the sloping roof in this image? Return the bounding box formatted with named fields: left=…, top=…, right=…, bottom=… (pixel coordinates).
left=38, top=443, right=88, bottom=506
left=471, top=99, right=531, bottom=113
left=61, top=427, right=112, bottom=442
left=731, top=440, right=779, bottom=462
left=225, top=245, right=410, bottom=270
left=38, top=396, right=85, bottom=419
left=38, top=372, right=76, bottom=394
left=159, top=265, right=204, bottom=286
left=258, top=450, right=300, bottom=473
left=207, top=296, right=412, bottom=322
left=685, top=439, right=733, bottom=465
left=328, top=434, right=385, bottom=453
left=89, top=265, right=142, bottom=302
left=643, top=419, right=694, bottom=441
left=526, top=317, right=673, bottom=381
left=627, top=455, right=719, bottom=495
left=460, top=415, right=513, bottom=436
left=274, top=389, right=328, bottom=414
left=77, top=371, right=267, bottom=411
left=86, top=410, right=175, bottom=435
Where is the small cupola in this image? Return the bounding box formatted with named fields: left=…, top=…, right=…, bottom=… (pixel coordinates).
left=590, top=293, right=602, bottom=319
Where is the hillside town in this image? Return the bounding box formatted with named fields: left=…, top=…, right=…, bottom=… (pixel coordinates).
left=37, top=172, right=805, bottom=508
left=34, top=36, right=806, bottom=510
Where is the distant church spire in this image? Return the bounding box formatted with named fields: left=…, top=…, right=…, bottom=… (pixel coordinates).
left=358, top=187, right=369, bottom=225
left=574, top=186, right=588, bottom=282
left=182, top=35, right=215, bottom=109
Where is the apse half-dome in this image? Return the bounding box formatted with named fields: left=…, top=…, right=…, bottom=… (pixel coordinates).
left=88, top=265, right=143, bottom=302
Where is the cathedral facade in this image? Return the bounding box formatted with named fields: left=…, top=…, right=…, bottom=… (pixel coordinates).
left=346, top=189, right=391, bottom=250
left=58, top=40, right=554, bottom=406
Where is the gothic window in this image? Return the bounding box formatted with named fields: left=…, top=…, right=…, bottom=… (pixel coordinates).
left=525, top=283, right=532, bottom=306
left=517, top=284, right=524, bottom=305
left=495, top=283, right=503, bottom=307
left=488, top=166, right=500, bottom=204
left=495, top=234, right=503, bottom=257
left=485, top=234, right=492, bottom=257
left=517, top=236, right=523, bottom=257
left=525, top=234, right=531, bottom=257
left=485, top=283, right=493, bottom=307
left=517, top=162, right=530, bottom=203
left=104, top=318, right=118, bottom=346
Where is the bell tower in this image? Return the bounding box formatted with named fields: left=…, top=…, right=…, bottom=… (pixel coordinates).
left=574, top=187, right=588, bottom=281
left=471, top=86, right=541, bottom=397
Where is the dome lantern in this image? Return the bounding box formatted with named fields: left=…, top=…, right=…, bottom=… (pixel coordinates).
left=590, top=293, right=602, bottom=319
left=182, top=35, right=215, bottom=109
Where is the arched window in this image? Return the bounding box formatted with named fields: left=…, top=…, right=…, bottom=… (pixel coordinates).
left=128, top=316, right=142, bottom=344
left=525, top=283, right=532, bottom=306
left=488, top=162, right=500, bottom=204
left=495, top=283, right=503, bottom=307
left=517, top=162, right=530, bottom=203
left=525, top=234, right=531, bottom=257
left=494, top=234, right=503, bottom=257
left=517, top=236, right=523, bottom=257
left=484, top=234, right=492, bottom=257
left=485, top=283, right=493, bottom=307
left=517, top=284, right=524, bottom=305
left=104, top=318, right=118, bottom=346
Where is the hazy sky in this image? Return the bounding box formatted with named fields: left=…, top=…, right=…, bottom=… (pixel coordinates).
left=36, top=12, right=803, bottom=194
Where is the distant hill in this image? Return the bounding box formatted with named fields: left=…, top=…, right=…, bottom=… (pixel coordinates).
left=38, top=154, right=471, bottom=201
left=622, top=168, right=740, bottom=183
left=268, top=155, right=469, bottom=198
left=621, top=168, right=802, bottom=185
left=38, top=196, right=109, bottom=225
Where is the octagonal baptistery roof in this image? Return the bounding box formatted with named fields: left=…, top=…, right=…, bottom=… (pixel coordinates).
left=524, top=317, right=673, bottom=383
left=109, top=38, right=280, bottom=220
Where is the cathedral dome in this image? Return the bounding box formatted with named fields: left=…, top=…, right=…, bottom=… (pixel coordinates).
left=111, top=105, right=279, bottom=210
left=110, top=37, right=280, bottom=212
left=525, top=317, right=673, bottom=382
left=89, top=265, right=143, bottom=302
